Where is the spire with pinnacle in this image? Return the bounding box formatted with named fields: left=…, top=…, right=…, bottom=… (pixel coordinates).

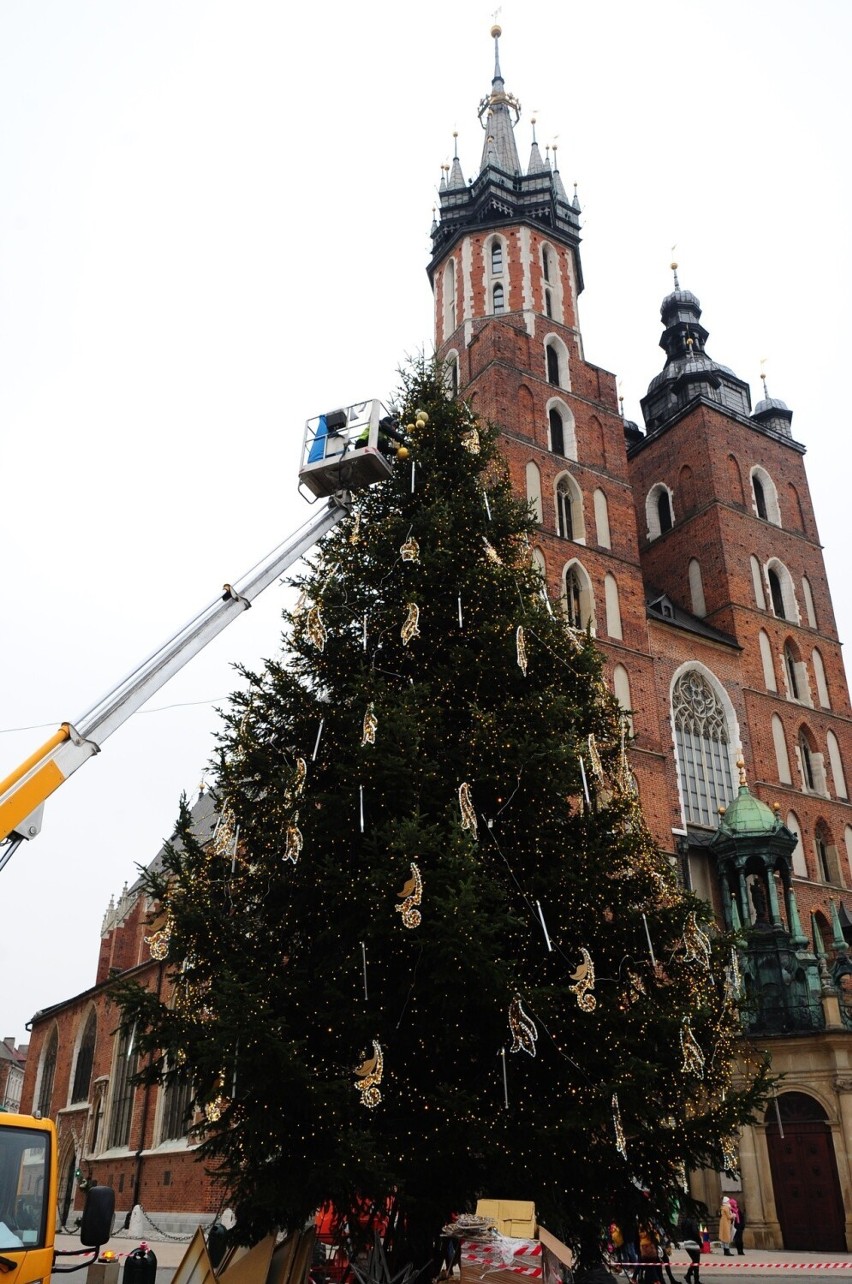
left=477, top=24, right=522, bottom=177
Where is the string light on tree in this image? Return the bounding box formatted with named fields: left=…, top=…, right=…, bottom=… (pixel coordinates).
left=362, top=704, right=379, bottom=747
left=569, top=948, right=597, bottom=1013
left=400, top=536, right=420, bottom=563
left=354, top=1041, right=384, bottom=1108
left=458, top=782, right=478, bottom=838
left=516, top=625, right=528, bottom=677
left=395, top=862, right=423, bottom=928
left=680, top=1017, right=706, bottom=1078
left=401, top=602, right=420, bottom=645
left=306, top=604, right=327, bottom=651
left=611, top=1093, right=627, bottom=1158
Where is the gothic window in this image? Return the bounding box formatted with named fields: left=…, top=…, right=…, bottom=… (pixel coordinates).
left=604, top=574, right=623, bottom=640
left=71, top=1010, right=97, bottom=1104
left=490, top=240, right=503, bottom=275
left=563, top=562, right=594, bottom=632
left=772, top=714, right=792, bottom=784
left=159, top=1068, right=194, bottom=1144
left=827, top=730, right=847, bottom=800
left=525, top=461, right=543, bottom=523
left=545, top=288, right=553, bottom=319
left=555, top=474, right=584, bottom=542
left=492, top=283, right=505, bottom=314
left=750, top=555, right=767, bottom=609
left=549, top=408, right=565, bottom=456
left=753, top=475, right=767, bottom=519
left=802, top=576, right=817, bottom=628
left=613, top=664, right=634, bottom=735
left=813, top=648, right=830, bottom=707
left=786, top=810, right=807, bottom=877
left=442, top=258, right=456, bottom=339
left=768, top=568, right=786, bottom=618
left=658, top=490, right=673, bottom=532
left=546, top=343, right=560, bottom=385
left=815, top=822, right=835, bottom=884
left=799, top=734, right=815, bottom=791
left=544, top=337, right=569, bottom=389
left=671, top=670, right=735, bottom=827
left=444, top=352, right=459, bottom=398
left=593, top=489, right=611, bottom=549
left=542, top=246, right=552, bottom=282
left=751, top=466, right=781, bottom=525
left=759, top=630, right=777, bottom=691
left=646, top=483, right=675, bottom=540
left=688, top=558, right=706, bottom=617
left=107, top=1024, right=138, bottom=1149
left=784, top=643, right=801, bottom=700
left=36, top=1028, right=58, bottom=1116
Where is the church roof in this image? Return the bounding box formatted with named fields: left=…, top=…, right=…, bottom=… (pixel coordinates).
left=717, top=784, right=779, bottom=837
left=645, top=588, right=739, bottom=647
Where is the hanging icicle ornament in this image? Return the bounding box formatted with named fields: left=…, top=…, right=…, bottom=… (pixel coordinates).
left=283, top=813, right=303, bottom=866
left=284, top=758, right=307, bottom=807
left=482, top=537, right=502, bottom=565
left=516, top=625, right=528, bottom=677
left=461, top=426, right=480, bottom=454
left=682, top=911, right=712, bottom=970
left=612, top=1093, right=627, bottom=1158
left=306, top=604, right=327, bottom=652
left=395, top=862, right=423, bottom=928
left=146, top=911, right=174, bottom=961
left=400, top=535, right=420, bottom=563
left=458, top=782, right=478, bottom=839
left=361, top=703, right=378, bottom=746
left=508, top=995, right=538, bottom=1057
left=721, top=1134, right=740, bottom=1176
left=675, top=1161, right=689, bottom=1193
left=349, top=511, right=361, bottom=544
left=354, top=1040, right=384, bottom=1108
left=587, top=733, right=605, bottom=784
left=679, top=1017, right=705, bottom=1078
left=401, top=602, right=420, bottom=645
left=569, top=947, right=597, bottom=1012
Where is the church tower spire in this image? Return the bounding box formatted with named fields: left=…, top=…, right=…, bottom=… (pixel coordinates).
left=477, top=24, right=522, bottom=177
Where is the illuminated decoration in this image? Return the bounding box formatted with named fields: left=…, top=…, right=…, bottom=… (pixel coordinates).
left=292, top=589, right=307, bottom=620
left=725, top=947, right=743, bottom=1002
left=680, top=1017, right=705, bottom=1078
left=675, top=1161, right=689, bottom=1192
left=284, top=813, right=303, bottom=865
left=682, top=911, right=712, bottom=970
left=362, top=704, right=378, bottom=747
left=461, top=426, right=480, bottom=454
left=482, top=538, right=502, bottom=565
left=284, top=758, right=307, bottom=807
left=721, top=1134, right=740, bottom=1176
left=401, top=602, right=420, bottom=645
left=306, top=604, right=327, bottom=651
left=349, top=512, right=361, bottom=544
left=395, top=862, right=423, bottom=928
left=587, top=734, right=604, bottom=784
left=400, top=535, right=420, bottom=563
left=354, top=1040, right=384, bottom=1108
left=146, top=910, right=173, bottom=961
left=612, top=1093, right=627, bottom=1158
left=569, top=947, right=597, bottom=1012
left=516, top=625, right=528, bottom=677
left=212, top=803, right=237, bottom=859
left=204, top=1074, right=228, bottom=1123
left=458, top=782, right=478, bottom=838
left=508, top=995, right=538, bottom=1057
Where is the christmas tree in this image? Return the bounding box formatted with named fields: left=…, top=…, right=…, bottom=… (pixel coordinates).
left=119, top=362, right=768, bottom=1268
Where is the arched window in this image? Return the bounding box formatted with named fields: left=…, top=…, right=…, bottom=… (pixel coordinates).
left=490, top=240, right=503, bottom=275
left=593, top=489, right=611, bottom=549
left=563, top=562, right=595, bottom=632
left=751, top=466, right=781, bottom=525
left=787, top=810, right=807, bottom=877
left=531, top=546, right=546, bottom=578
left=750, top=555, right=767, bottom=609
left=772, top=714, right=792, bottom=784
left=544, top=288, right=553, bottom=319
left=604, top=574, right=623, bottom=640
left=827, top=730, right=847, bottom=800
left=802, top=576, right=817, bottom=628
left=688, top=559, right=706, bottom=617
left=544, top=336, right=569, bottom=389
left=768, top=568, right=785, bottom=617
left=159, top=1065, right=194, bottom=1144
left=766, top=560, right=798, bottom=621
left=813, top=649, right=830, bottom=708
left=71, top=1010, right=97, bottom=1104
left=542, top=246, right=552, bottom=283
left=444, top=352, right=459, bottom=398
left=671, top=669, right=735, bottom=827
left=787, top=482, right=806, bottom=531
left=727, top=453, right=745, bottom=506
left=549, top=408, right=565, bottom=456
left=555, top=474, right=584, bottom=542
left=526, top=461, right=543, bottom=523
left=814, top=821, right=838, bottom=885
left=442, top=258, right=456, bottom=340
left=759, top=630, right=777, bottom=691
left=783, top=642, right=804, bottom=702
left=797, top=728, right=827, bottom=795
left=36, top=1027, right=58, bottom=1117
left=107, top=1023, right=139, bottom=1149
left=646, top=483, right=675, bottom=540
left=492, top=283, right=505, bottom=314
left=613, top=664, right=634, bottom=735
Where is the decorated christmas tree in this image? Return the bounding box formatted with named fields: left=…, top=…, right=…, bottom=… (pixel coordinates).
left=119, top=362, right=769, bottom=1267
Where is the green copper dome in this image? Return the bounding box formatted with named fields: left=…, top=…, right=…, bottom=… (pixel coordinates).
left=718, top=785, right=778, bottom=835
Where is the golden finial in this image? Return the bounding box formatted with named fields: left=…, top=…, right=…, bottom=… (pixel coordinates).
left=737, top=755, right=747, bottom=786
left=491, top=23, right=502, bottom=38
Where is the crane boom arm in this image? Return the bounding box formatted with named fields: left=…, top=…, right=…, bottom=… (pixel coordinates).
left=0, top=495, right=348, bottom=860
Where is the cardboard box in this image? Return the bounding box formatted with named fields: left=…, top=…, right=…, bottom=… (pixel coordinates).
left=475, top=1200, right=536, bottom=1240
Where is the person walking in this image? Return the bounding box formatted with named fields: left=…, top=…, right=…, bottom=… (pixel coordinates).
left=678, top=1213, right=702, bottom=1284
left=729, top=1199, right=745, bottom=1256
left=718, top=1197, right=734, bottom=1257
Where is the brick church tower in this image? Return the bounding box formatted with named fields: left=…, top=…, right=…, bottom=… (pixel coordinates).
left=429, top=28, right=852, bottom=1250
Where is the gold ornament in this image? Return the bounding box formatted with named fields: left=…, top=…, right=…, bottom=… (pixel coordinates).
left=516, top=625, right=528, bottom=677
left=400, top=536, right=420, bottom=563
left=284, top=813, right=303, bottom=865
left=396, top=446, right=409, bottom=460
left=683, top=911, right=712, bottom=970
left=401, top=602, right=420, bottom=645
left=415, top=408, right=429, bottom=425
left=508, top=995, right=538, bottom=1057
left=721, top=1134, right=740, bottom=1175
left=396, top=861, right=423, bottom=928
left=612, top=1093, right=627, bottom=1158
left=284, top=758, right=307, bottom=807
left=482, top=538, right=502, bottom=565
left=307, top=604, right=327, bottom=652
left=362, top=703, right=378, bottom=747
left=461, top=427, right=480, bottom=454
left=679, top=1018, right=705, bottom=1078
left=587, top=734, right=604, bottom=784
left=354, top=1040, right=384, bottom=1108
left=458, top=782, right=478, bottom=839
left=146, top=911, right=173, bottom=961
left=569, top=947, right=597, bottom=1013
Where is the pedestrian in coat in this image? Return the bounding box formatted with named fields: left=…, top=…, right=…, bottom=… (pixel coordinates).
left=718, top=1197, right=734, bottom=1256
left=730, top=1199, right=745, bottom=1256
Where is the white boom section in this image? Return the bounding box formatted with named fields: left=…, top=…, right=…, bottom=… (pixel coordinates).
left=0, top=495, right=348, bottom=864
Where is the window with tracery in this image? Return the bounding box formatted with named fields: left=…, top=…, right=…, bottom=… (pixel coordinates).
left=160, top=1067, right=194, bottom=1143
left=564, top=567, right=583, bottom=628
left=71, top=1010, right=97, bottom=1104
left=37, top=1029, right=58, bottom=1116
left=492, top=283, right=505, bottom=314
left=107, top=1025, right=138, bottom=1149
left=672, top=670, right=734, bottom=827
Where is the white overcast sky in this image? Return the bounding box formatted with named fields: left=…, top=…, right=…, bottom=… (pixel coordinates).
left=2, top=1, right=850, bottom=1046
